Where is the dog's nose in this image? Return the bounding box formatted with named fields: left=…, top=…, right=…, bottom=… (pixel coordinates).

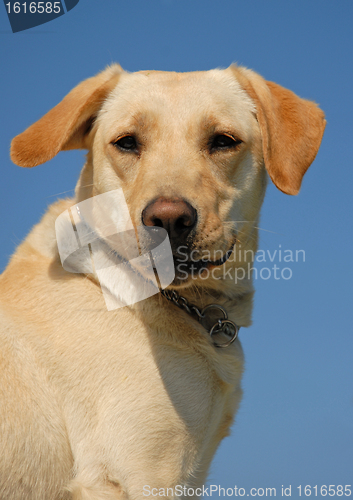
left=142, top=197, right=197, bottom=239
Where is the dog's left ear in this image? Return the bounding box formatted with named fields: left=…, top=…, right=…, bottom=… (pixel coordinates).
left=233, top=65, right=326, bottom=195
left=11, top=64, right=124, bottom=168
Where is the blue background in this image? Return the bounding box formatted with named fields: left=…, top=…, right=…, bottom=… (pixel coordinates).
left=1, top=1, right=352, bottom=497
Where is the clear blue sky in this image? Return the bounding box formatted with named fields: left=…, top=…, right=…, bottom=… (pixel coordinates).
left=1, top=1, right=352, bottom=497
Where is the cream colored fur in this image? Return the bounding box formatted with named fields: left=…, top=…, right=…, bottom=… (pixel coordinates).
left=0, top=64, right=325, bottom=499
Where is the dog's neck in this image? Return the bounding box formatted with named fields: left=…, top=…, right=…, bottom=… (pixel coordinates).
left=83, top=262, right=254, bottom=330
left=162, top=284, right=254, bottom=328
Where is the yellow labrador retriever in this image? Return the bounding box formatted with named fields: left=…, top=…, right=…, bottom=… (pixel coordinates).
left=0, top=64, right=325, bottom=499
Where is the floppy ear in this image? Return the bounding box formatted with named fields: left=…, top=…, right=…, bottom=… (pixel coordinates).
left=233, top=65, right=326, bottom=195
left=11, top=64, right=124, bottom=168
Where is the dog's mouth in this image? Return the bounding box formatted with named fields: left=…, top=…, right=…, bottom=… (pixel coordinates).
left=171, top=236, right=236, bottom=285
left=173, top=243, right=235, bottom=268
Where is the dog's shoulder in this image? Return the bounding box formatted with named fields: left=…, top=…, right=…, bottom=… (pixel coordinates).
left=0, top=198, right=76, bottom=317
left=4, top=198, right=72, bottom=271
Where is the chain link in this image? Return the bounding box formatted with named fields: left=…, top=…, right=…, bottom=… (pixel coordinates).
left=160, top=289, right=239, bottom=348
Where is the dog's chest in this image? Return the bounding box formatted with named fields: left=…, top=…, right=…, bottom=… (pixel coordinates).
left=56, top=311, right=243, bottom=489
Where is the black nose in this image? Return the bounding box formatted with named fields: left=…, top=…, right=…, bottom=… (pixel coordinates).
left=142, top=197, right=197, bottom=241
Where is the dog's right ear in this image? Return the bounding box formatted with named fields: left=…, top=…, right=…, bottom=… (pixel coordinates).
left=232, top=65, right=326, bottom=195
left=11, top=64, right=124, bottom=168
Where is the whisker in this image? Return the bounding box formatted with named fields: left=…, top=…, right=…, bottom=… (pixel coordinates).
left=253, top=226, right=284, bottom=236
left=45, top=183, right=95, bottom=199
left=230, top=220, right=284, bottom=237
left=11, top=234, right=22, bottom=246
left=45, top=189, right=75, bottom=198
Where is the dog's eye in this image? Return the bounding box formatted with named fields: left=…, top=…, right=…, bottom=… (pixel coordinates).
left=114, top=136, right=137, bottom=151
left=210, top=134, right=241, bottom=150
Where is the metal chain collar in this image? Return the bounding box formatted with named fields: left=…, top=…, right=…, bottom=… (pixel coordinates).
left=160, top=289, right=239, bottom=348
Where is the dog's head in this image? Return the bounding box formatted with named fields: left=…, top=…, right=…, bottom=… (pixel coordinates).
left=11, top=64, right=325, bottom=291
